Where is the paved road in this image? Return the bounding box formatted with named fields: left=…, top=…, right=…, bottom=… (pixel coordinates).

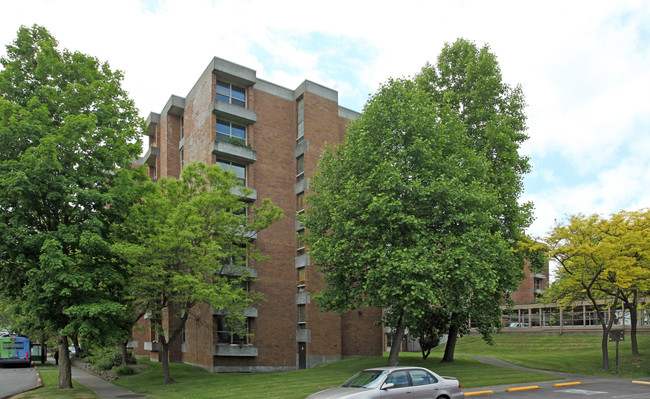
left=0, top=365, right=39, bottom=398
left=469, top=378, right=650, bottom=398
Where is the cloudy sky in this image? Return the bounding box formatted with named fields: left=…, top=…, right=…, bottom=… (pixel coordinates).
left=3, top=0, right=650, bottom=247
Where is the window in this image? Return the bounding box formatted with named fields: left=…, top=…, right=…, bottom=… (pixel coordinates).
left=297, top=304, right=306, bottom=325
left=297, top=192, right=305, bottom=213
left=217, top=80, right=246, bottom=107
left=181, top=327, right=186, bottom=343
left=297, top=267, right=306, bottom=285
left=180, top=148, right=184, bottom=171
left=217, top=159, right=246, bottom=186
left=409, top=369, right=437, bottom=386
left=534, top=278, right=543, bottom=290
left=297, top=229, right=305, bottom=254
left=297, top=98, right=304, bottom=143
left=296, top=155, right=304, bottom=179
left=216, top=316, right=249, bottom=345
left=217, top=118, right=246, bottom=145
left=221, top=244, right=248, bottom=268
left=385, top=370, right=410, bottom=388
left=180, top=115, right=184, bottom=139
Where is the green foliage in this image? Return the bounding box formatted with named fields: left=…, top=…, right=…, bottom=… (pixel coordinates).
left=87, top=346, right=136, bottom=368
left=304, top=38, right=532, bottom=356
left=112, top=162, right=283, bottom=383
left=0, top=24, right=147, bottom=387
left=115, top=364, right=135, bottom=376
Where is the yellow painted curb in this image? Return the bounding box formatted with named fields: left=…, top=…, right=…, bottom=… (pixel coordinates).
left=506, top=385, right=539, bottom=392
left=554, top=382, right=582, bottom=387
left=632, top=380, right=650, bottom=385
left=464, top=390, right=495, bottom=396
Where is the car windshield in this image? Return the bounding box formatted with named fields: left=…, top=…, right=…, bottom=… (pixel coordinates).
left=342, top=370, right=388, bottom=388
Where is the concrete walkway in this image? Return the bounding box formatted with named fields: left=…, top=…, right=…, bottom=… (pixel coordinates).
left=71, top=366, right=146, bottom=399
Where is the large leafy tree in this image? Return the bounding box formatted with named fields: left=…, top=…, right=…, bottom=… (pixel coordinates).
left=305, top=39, right=531, bottom=366
left=112, top=162, right=283, bottom=384
left=543, top=210, right=650, bottom=370
left=0, top=25, right=145, bottom=388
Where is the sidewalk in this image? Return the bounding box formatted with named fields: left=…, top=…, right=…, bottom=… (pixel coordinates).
left=71, top=366, right=146, bottom=399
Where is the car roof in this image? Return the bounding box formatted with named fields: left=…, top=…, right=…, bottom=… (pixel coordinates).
left=363, top=366, right=430, bottom=372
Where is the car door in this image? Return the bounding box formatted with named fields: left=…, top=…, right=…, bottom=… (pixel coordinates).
left=408, top=369, right=441, bottom=399
left=380, top=370, right=414, bottom=399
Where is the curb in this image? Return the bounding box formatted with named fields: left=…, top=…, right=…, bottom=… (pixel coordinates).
left=464, top=382, right=582, bottom=396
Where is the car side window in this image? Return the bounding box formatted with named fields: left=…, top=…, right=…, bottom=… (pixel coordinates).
left=409, top=369, right=438, bottom=386
left=385, top=370, right=410, bottom=388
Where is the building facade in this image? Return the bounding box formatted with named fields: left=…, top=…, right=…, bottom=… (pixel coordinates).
left=130, top=57, right=383, bottom=372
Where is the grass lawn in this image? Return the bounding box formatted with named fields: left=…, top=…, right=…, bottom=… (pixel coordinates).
left=113, top=351, right=557, bottom=399
left=20, top=334, right=649, bottom=398
left=12, top=368, right=99, bottom=399
left=447, top=333, right=650, bottom=377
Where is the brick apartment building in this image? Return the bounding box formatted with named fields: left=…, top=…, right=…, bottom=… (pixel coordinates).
left=130, top=57, right=383, bottom=372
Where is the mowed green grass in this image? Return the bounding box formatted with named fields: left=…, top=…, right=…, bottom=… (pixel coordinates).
left=13, top=369, right=98, bottom=399
left=21, top=333, right=650, bottom=399
left=447, top=332, right=650, bottom=377
left=113, top=350, right=557, bottom=399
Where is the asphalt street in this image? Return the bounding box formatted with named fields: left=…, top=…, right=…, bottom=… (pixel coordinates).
left=0, top=365, right=39, bottom=398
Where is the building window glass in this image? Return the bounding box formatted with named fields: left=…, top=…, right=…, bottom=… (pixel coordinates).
left=297, top=229, right=305, bottom=254
left=297, top=304, right=306, bottom=325
left=296, top=155, right=304, bottom=179
left=216, top=316, right=249, bottom=345
left=217, top=80, right=246, bottom=107
left=217, top=159, right=246, bottom=186
left=297, top=98, right=304, bottom=143
left=217, top=119, right=246, bottom=145
left=180, top=148, right=184, bottom=171
left=180, top=115, right=184, bottom=139
left=297, top=192, right=305, bottom=213
left=297, top=267, right=306, bottom=286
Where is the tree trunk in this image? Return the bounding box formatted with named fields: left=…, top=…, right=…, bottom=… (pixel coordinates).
left=121, top=341, right=128, bottom=366
left=161, top=339, right=175, bottom=384
left=57, top=333, right=73, bottom=389
left=600, top=329, right=610, bottom=371
left=387, top=313, right=406, bottom=367
left=40, top=332, right=47, bottom=365
left=71, top=333, right=80, bottom=358
left=630, top=292, right=639, bottom=356
left=442, top=323, right=459, bottom=363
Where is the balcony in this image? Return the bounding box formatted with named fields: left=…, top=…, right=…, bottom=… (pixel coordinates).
left=231, top=186, right=257, bottom=202
left=296, top=329, right=311, bottom=343
left=211, top=140, right=256, bottom=164
left=144, top=341, right=161, bottom=352
left=210, top=306, right=258, bottom=318
left=218, top=265, right=258, bottom=279
left=296, top=292, right=311, bottom=305
left=212, top=344, right=258, bottom=357
left=139, top=146, right=160, bottom=166
left=295, top=253, right=310, bottom=268
left=146, top=113, right=160, bottom=137
left=211, top=100, right=257, bottom=125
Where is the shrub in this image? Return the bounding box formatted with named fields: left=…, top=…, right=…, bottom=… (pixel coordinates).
left=114, top=365, right=134, bottom=376
left=87, top=346, right=137, bottom=369
left=93, top=358, right=113, bottom=372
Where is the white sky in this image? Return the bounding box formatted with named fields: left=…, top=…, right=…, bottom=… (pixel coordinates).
left=3, top=0, right=650, bottom=262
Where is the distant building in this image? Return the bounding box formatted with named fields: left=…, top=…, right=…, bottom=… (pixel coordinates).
left=130, top=57, right=383, bottom=372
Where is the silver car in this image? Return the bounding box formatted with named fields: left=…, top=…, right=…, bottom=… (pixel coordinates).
left=306, top=366, right=464, bottom=399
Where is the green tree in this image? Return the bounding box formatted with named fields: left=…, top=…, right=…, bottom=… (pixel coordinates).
left=0, top=25, right=145, bottom=388
left=112, top=162, right=283, bottom=384
left=416, top=39, right=532, bottom=361
left=305, top=39, right=531, bottom=367
left=543, top=211, right=650, bottom=370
